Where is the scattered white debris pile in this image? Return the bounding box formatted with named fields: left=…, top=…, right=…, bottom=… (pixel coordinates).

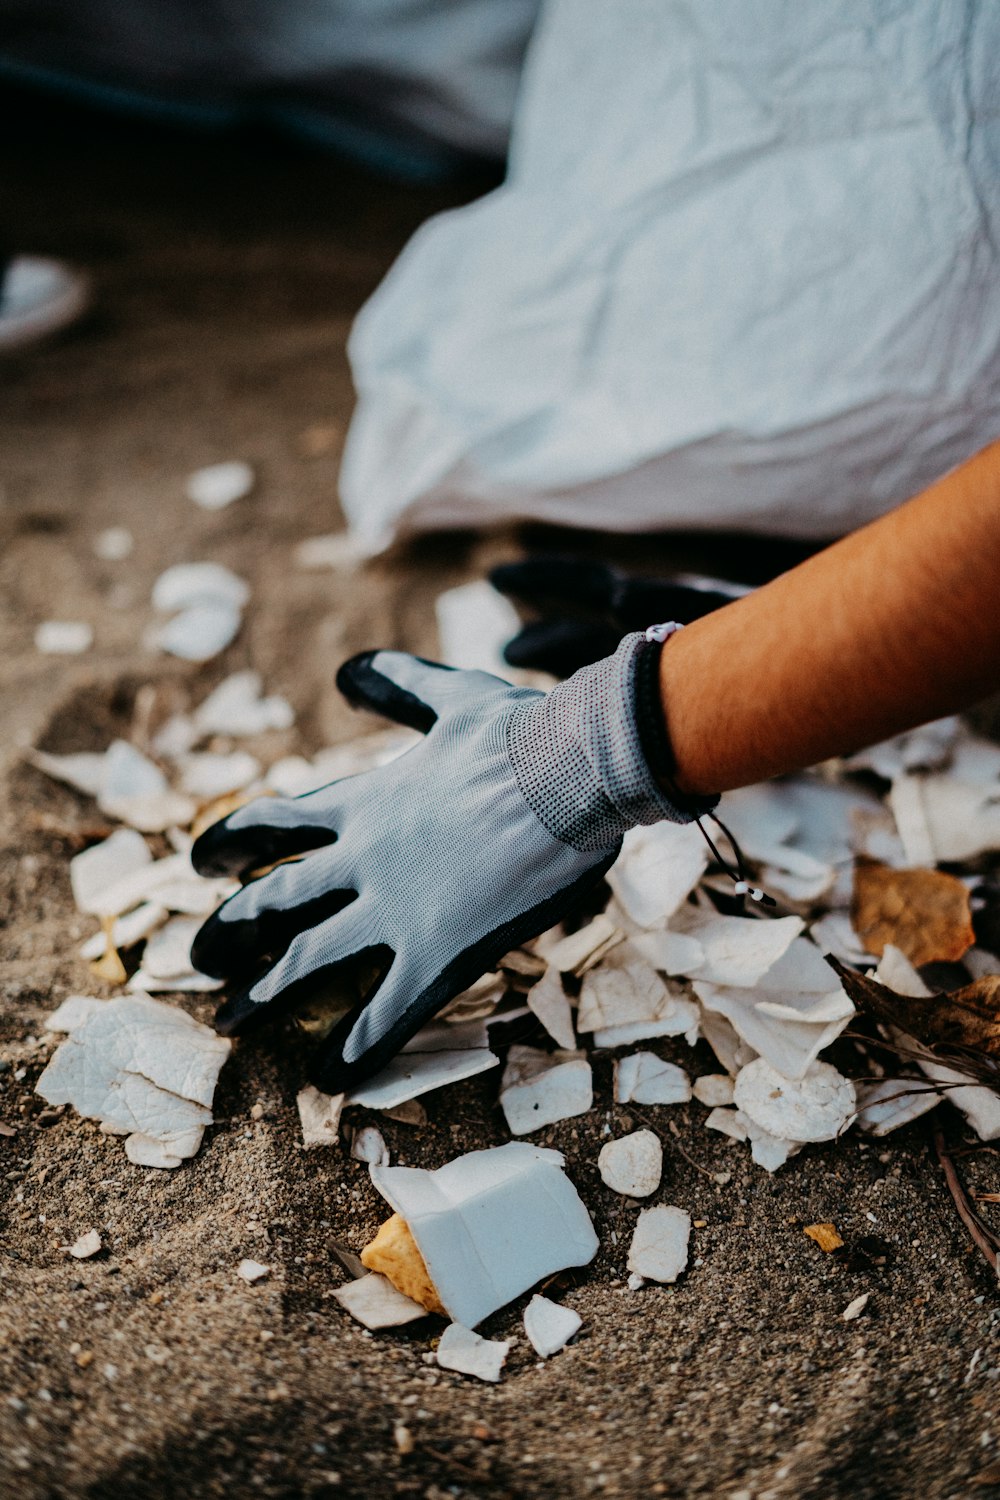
left=435, top=1322, right=510, bottom=1383
left=36, top=995, right=230, bottom=1169
left=364, top=1143, right=598, bottom=1328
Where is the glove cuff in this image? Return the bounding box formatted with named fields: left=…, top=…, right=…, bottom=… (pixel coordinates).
left=506, top=631, right=718, bottom=852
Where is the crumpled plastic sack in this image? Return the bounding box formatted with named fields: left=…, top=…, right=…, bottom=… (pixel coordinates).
left=342, top=0, right=1000, bottom=544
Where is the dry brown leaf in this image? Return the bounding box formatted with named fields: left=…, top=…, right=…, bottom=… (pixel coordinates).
left=850, top=859, right=975, bottom=966
left=828, top=956, right=1000, bottom=1060
left=803, top=1222, right=844, bottom=1253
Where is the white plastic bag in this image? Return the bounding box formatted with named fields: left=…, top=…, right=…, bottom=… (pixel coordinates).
left=342, top=0, right=1000, bottom=544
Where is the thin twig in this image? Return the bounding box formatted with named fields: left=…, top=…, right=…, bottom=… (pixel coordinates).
left=933, top=1127, right=999, bottom=1275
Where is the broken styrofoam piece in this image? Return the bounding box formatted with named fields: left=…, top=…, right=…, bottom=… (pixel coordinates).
left=890, top=772, right=1000, bottom=865
left=523, top=1295, right=581, bottom=1358
left=94, top=525, right=134, bottom=561
left=79, top=901, right=167, bottom=960
left=733, top=1058, right=856, bottom=1143
left=333, top=1272, right=427, bottom=1329
left=68, top=1230, right=102, bottom=1259
left=704, top=1106, right=747, bottom=1142
left=35, top=620, right=93, bottom=654
left=538, top=914, right=623, bottom=976
left=526, top=967, right=576, bottom=1051
left=757, top=845, right=837, bottom=905
left=607, top=822, right=710, bottom=928
left=45, top=995, right=105, bottom=1033
left=96, top=741, right=196, bottom=832
left=151, top=601, right=243, bottom=662
left=236, top=1258, right=270, bottom=1283
left=351, top=1126, right=390, bottom=1166
left=26, top=747, right=108, bottom=797
left=346, top=1045, right=499, bottom=1111
left=152, top=562, right=250, bottom=614
left=176, top=751, right=261, bottom=800
left=369, top=1143, right=599, bottom=1328
left=630, top=929, right=705, bottom=977
left=736, top=1111, right=804, bottom=1172
left=186, top=460, right=254, bottom=510
left=809, top=912, right=872, bottom=967
left=697, top=1009, right=753, bottom=1077
left=70, top=828, right=152, bottom=915
left=151, top=714, right=198, bottom=759
left=578, top=947, right=699, bottom=1047
left=193, top=670, right=294, bottom=737
left=693, top=980, right=851, bottom=1083
left=36, top=995, right=230, bottom=1168
left=499, top=1046, right=593, bottom=1135
left=294, top=531, right=375, bottom=570
left=667, top=910, right=805, bottom=987
left=439, top=972, right=507, bottom=1024
left=855, top=1078, right=941, bottom=1135
left=950, top=730, right=1000, bottom=785
left=297, top=1085, right=344, bottom=1147
left=598, top=1129, right=662, bottom=1197
left=614, top=1052, right=691, bottom=1106
left=844, top=718, right=959, bottom=780
left=712, top=783, right=799, bottom=858
left=692, top=1073, right=735, bottom=1108
left=435, top=580, right=521, bottom=678
left=134, top=916, right=201, bottom=979
left=842, top=1292, right=871, bottom=1322
left=436, top=1322, right=510, bottom=1383
left=81, top=849, right=236, bottom=922
left=627, top=1205, right=690, bottom=1284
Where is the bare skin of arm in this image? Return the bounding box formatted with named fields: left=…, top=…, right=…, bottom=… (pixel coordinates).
left=659, top=440, right=1000, bottom=797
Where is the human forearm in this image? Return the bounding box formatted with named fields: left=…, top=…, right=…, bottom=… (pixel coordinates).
left=659, top=441, right=1000, bottom=795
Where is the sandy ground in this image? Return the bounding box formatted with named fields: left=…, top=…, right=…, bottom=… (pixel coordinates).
left=2, top=100, right=1000, bottom=1500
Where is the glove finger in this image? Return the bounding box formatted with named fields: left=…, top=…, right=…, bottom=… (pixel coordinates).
left=337, top=649, right=505, bottom=729
left=213, top=899, right=375, bottom=1036
left=191, top=794, right=339, bottom=879
left=503, top=618, right=622, bottom=676
left=191, top=844, right=357, bottom=979
left=489, top=557, right=620, bottom=619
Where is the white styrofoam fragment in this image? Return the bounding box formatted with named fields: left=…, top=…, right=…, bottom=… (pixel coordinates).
left=193, top=670, right=294, bottom=737
left=500, top=1047, right=593, bottom=1135
left=176, top=751, right=261, bottom=800
left=694, top=980, right=851, bottom=1082
left=85, top=850, right=235, bottom=921
left=35, top=620, right=93, bottom=654
left=809, top=912, right=871, bottom=966
left=369, top=1143, right=599, bottom=1328
left=294, top=531, right=375, bottom=570
left=136, top=916, right=202, bottom=980
left=435, top=580, right=521, bottom=678
left=151, top=714, right=198, bottom=759
left=46, top=995, right=105, bottom=1033
left=125, top=1132, right=196, bottom=1168
left=26, top=747, right=108, bottom=797
left=96, top=741, right=196, bottom=832
left=965, top=947, right=1000, bottom=981
left=607, top=822, right=710, bottom=928
left=844, top=718, right=959, bottom=779
left=36, top=996, right=230, bottom=1168
left=697, top=1009, right=748, bottom=1076
left=704, top=1107, right=748, bottom=1142
left=757, top=845, right=836, bottom=905
left=842, top=1292, right=870, bottom=1322
left=855, top=1078, right=941, bottom=1135
left=68, top=1229, right=102, bottom=1259
left=950, top=731, right=1000, bottom=785
left=627, top=1205, right=690, bottom=1284
left=873, top=943, right=929, bottom=996
left=333, top=1272, right=427, bottom=1329
left=733, top=1057, right=856, bottom=1143
left=713, top=783, right=799, bottom=857
left=630, top=929, right=705, bottom=977
left=892, top=773, right=1000, bottom=864
left=667, top=910, right=804, bottom=987
left=598, top=1129, right=662, bottom=1197
left=236, top=1258, right=270, bottom=1283
left=523, top=1295, right=581, bottom=1358
left=436, top=1323, right=510, bottom=1383
left=351, top=1126, right=389, bottom=1165
left=346, top=1047, right=499, bottom=1110
left=151, top=601, right=243, bottom=663
left=526, top=967, right=576, bottom=1051
left=614, top=1052, right=690, bottom=1106
left=578, top=946, right=698, bottom=1045
left=79, top=901, right=167, bottom=960
left=735, top=1110, right=803, bottom=1172
left=186, top=460, right=254, bottom=510
left=296, top=1085, right=344, bottom=1147
left=70, top=829, right=152, bottom=915
left=542, top=915, right=622, bottom=975
left=127, top=968, right=223, bottom=995
left=439, top=972, right=506, bottom=1024
left=94, top=525, right=134, bottom=561
left=692, top=1073, right=735, bottom=1108
left=917, top=1058, right=1000, bottom=1141
left=152, top=562, right=250, bottom=613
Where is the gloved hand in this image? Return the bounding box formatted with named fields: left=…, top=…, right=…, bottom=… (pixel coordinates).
left=490, top=556, right=752, bottom=677
left=190, top=634, right=715, bottom=1093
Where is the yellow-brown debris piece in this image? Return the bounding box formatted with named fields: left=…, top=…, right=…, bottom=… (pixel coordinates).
left=360, top=1213, right=446, bottom=1316
left=804, top=1222, right=844, bottom=1253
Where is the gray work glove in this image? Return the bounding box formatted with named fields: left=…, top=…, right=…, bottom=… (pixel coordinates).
left=190, top=634, right=715, bottom=1093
